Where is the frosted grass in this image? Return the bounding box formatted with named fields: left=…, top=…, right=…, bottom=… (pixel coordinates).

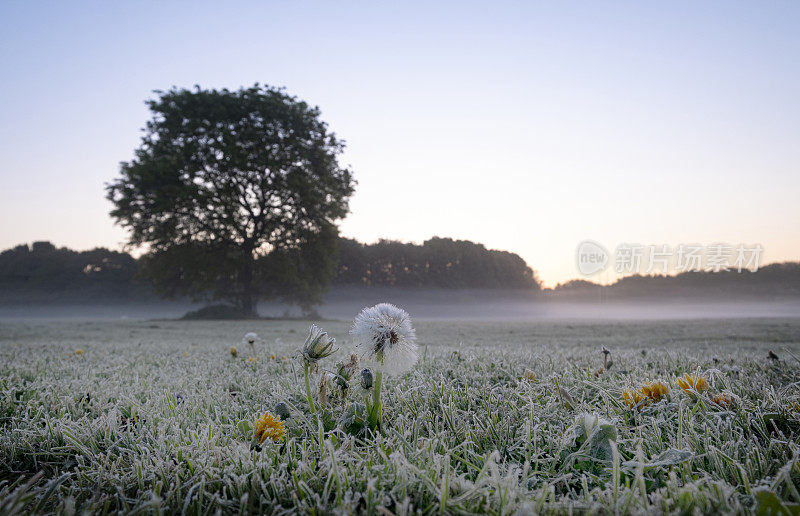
left=1, top=318, right=799, bottom=514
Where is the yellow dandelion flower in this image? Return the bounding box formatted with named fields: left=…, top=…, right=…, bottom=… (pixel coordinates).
left=711, top=393, right=735, bottom=409
left=230, top=346, right=238, bottom=357
left=675, top=373, right=709, bottom=393
left=641, top=381, right=669, bottom=402
left=623, top=389, right=645, bottom=407
left=270, top=354, right=276, bottom=360
left=254, top=411, right=285, bottom=443
left=594, top=367, right=605, bottom=377
left=624, top=381, right=669, bottom=409
left=248, top=356, right=257, bottom=363
left=74, top=349, right=83, bottom=355
left=523, top=369, right=537, bottom=381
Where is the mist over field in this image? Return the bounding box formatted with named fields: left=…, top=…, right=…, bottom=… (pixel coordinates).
left=1, top=288, right=798, bottom=321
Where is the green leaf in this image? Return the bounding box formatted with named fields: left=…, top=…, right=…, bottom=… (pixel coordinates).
left=755, top=490, right=800, bottom=516
left=237, top=419, right=253, bottom=437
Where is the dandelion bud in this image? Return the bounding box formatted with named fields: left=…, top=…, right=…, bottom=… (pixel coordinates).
left=274, top=402, right=291, bottom=420
left=335, top=363, right=348, bottom=388
left=301, top=325, right=337, bottom=365
left=601, top=347, right=612, bottom=369
left=361, top=368, right=373, bottom=390
left=335, top=354, right=359, bottom=392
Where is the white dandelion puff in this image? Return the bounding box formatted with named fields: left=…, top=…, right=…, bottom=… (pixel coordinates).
left=350, top=303, right=417, bottom=375
left=243, top=332, right=258, bottom=346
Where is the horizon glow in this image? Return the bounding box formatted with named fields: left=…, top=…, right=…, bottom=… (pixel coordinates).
left=1, top=1, right=798, bottom=287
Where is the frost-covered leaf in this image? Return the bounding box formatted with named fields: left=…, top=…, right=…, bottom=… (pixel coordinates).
left=623, top=449, right=692, bottom=471
left=586, top=423, right=617, bottom=462
left=338, top=402, right=368, bottom=436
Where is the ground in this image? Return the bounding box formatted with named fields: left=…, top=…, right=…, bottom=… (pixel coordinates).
left=1, top=317, right=800, bottom=514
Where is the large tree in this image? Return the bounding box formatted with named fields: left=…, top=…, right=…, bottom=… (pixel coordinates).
left=107, top=85, right=355, bottom=315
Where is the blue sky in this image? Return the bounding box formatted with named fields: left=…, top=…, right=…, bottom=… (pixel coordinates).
left=1, top=1, right=798, bottom=285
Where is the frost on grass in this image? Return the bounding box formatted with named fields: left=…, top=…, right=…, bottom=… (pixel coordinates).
left=1, top=318, right=800, bottom=514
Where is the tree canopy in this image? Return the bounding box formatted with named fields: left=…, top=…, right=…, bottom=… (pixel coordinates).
left=335, top=237, right=541, bottom=289
left=106, top=85, right=355, bottom=314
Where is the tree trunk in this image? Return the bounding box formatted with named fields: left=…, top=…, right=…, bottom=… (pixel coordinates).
left=240, top=248, right=256, bottom=317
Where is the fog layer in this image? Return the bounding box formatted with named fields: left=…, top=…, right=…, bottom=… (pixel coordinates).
left=0, top=287, right=798, bottom=321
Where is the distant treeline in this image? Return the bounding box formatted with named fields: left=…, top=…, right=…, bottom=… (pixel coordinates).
left=550, top=263, right=800, bottom=300
left=0, top=241, right=150, bottom=303
left=3, top=240, right=799, bottom=304
left=0, top=238, right=541, bottom=303
left=335, top=237, right=541, bottom=289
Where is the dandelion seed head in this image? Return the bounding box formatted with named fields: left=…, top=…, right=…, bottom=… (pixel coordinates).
left=243, top=332, right=258, bottom=345
left=350, top=303, right=417, bottom=375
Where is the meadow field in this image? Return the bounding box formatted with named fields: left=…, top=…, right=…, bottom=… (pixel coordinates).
left=1, top=316, right=800, bottom=514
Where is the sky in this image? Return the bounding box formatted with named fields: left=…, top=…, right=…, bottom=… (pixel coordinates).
left=0, top=1, right=798, bottom=287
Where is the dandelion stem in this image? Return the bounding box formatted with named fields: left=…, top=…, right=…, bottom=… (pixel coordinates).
left=369, top=370, right=383, bottom=432
left=304, top=363, right=316, bottom=414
